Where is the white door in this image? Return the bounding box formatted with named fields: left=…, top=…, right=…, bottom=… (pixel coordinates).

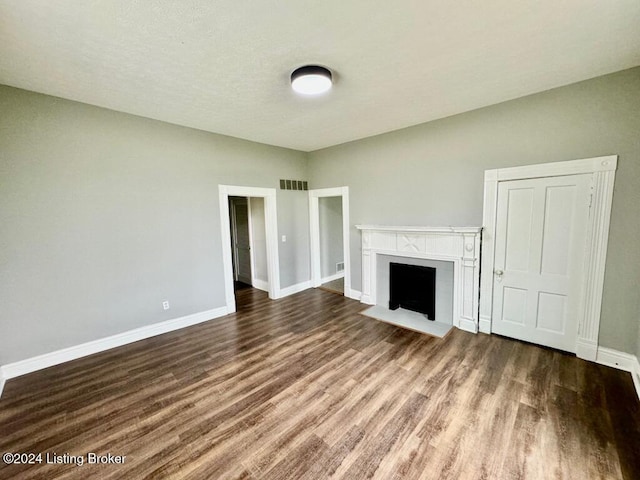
left=491, top=174, right=591, bottom=353
left=230, top=198, right=252, bottom=285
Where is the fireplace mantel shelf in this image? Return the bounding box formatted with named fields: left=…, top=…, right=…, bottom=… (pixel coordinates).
left=357, top=224, right=482, bottom=333
left=356, top=225, right=482, bottom=234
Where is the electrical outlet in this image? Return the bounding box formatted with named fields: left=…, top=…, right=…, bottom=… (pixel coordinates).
left=281, top=235, right=287, bottom=242
left=162, top=301, right=170, bottom=310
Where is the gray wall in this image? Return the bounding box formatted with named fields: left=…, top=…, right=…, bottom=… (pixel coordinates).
left=318, top=196, right=344, bottom=279
left=277, top=189, right=310, bottom=288
left=637, top=315, right=640, bottom=361
left=0, top=85, right=308, bottom=365
left=249, top=197, right=268, bottom=284
left=308, top=67, right=640, bottom=355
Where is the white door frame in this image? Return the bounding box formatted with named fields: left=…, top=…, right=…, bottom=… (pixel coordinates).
left=480, top=155, right=617, bottom=361
left=247, top=198, right=267, bottom=292
left=309, top=187, right=352, bottom=297
left=247, top=198, right=256, bottom=286
left=219, top=185, right=280, bottom=312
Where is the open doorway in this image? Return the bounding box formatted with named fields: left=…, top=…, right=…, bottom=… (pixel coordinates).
left=229, top=197, right=251, bottom=288
left=318, top=196, right=344, bottom=294
left=219, top=185, right=280, bottom=313
left=309, top=187, right=351, bottom=297
left=228, top=196, right=269, bottom=293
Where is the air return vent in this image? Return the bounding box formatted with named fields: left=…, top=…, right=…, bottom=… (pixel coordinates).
left=279, top=179, right=308, bottom=191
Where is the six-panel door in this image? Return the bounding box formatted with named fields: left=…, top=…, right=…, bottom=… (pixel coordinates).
left=491, top=174, right=591, bottom=352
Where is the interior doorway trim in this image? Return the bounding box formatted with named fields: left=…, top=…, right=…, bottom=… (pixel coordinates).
left=309, top=187, right=352, bottom=297
left=480, top=155, right=617, bottom=361
left=219, top=185, right=280, bottom=312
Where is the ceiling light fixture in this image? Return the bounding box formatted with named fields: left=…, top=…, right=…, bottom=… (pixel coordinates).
left=291, top=65, right=332, bottom=95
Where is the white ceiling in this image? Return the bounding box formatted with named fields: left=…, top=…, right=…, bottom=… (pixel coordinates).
left=1, top=1, right=639, bottom=152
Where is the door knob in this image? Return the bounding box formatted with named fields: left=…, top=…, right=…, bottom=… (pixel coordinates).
left=494, top=269, right=504, bottom=282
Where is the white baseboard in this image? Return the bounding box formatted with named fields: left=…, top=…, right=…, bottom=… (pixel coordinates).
left=0, top=376, right=5, bottom=398
left=252, top=278, right=269, bottom=292
left=345, top=288, right=361, bottom=301
left=633, top=356, right=640, bottom=402
left=595, top=346, right=640, bottom=402
left=277, top=280, right=311, bottom=298
left=576, top=339, right=598, bottom=361
left=458, top=317, right=478, bottom=334
left=596, top=347, right=636, bottom=370
left=321, top=272, right=345, bottom=284
left=360, top=294, right=374, bottom=305
left=0, top=306, right=229, bottom=383
left=479, top=315, right=492, bottom=334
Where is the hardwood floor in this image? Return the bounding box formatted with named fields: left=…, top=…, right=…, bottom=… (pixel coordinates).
left=1, top=288, right=639, bottom=479
left=320, top=278, right=344, bottom=295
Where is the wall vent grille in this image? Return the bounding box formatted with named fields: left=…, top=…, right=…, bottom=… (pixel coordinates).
left=279, top=179, right=308, bottom=191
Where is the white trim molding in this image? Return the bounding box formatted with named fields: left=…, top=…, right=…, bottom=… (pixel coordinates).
left=0, top=307, right=229, bottom=383
left=321, top=272, right=345, bottom=284
left=219, top=185, right=281, bottom=313
left=246, top=197, right=257, bottom=287
left=481, top=155, right=617, bottom=360
left=277, top=280, right=311, bottom=298
left=596, top=347, right=636, bottom=370
left=309, top=187, right=351, bottom=297
left=346, top=289, right=362, bottom=302
left=252, top=278, right=269, bottom=292
left=634, top=356, right=640, bottom=402
left=479, top=315, right=492, bottom=334
left=0, top=375, right=5, bottom=398
left=356, top=225, right=482, bottom=333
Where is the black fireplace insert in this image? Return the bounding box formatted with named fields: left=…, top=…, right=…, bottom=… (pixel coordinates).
left=389, top=262, right=436, bottom=320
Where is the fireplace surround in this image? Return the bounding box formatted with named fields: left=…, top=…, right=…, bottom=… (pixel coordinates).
left=356, top=225, right=482, bottom=333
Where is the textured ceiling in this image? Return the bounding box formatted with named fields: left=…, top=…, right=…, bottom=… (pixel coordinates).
left=1, top=1, right=639, bottom=152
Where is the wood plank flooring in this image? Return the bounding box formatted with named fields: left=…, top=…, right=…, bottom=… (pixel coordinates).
left=320, top=278, right=344, bottom=295
left=1, top=288, right=639, bottom=479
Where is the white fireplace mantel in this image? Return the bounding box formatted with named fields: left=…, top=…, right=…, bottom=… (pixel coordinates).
left=356, top=225, right=482, bottom=333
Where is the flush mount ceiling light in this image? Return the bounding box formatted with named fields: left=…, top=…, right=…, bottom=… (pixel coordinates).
left=291, top=65, right=332, bottom=95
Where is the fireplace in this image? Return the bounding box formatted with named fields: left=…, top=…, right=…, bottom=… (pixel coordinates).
left=356, top=225, right=482, bottom=333
left=389, top=263, right=436, bottom=320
